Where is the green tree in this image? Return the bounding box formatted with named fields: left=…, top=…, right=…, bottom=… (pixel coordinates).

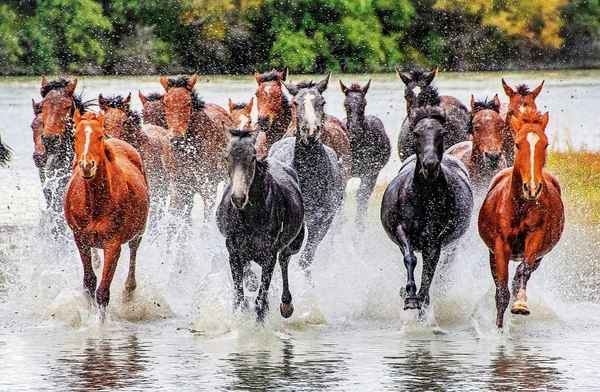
left=0, top=5, right=23, bottom=72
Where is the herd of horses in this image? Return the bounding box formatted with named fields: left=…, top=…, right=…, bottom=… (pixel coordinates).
left=0, top=67, right=565, bottom=328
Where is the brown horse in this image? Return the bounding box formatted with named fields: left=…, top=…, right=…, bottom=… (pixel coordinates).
left=64, top=111, right=149, bottom=317
left=446, top=95, right=507, bottom=189
left=139, top=91, right=167, bottom=128
left=228, top=97, right=270, bottom=159
left=100, top=93, right=174, bottom=228
left=255, top=69, right=292, bottom=152
left=478, top=108, right=564, bottom=329
left=283, top=75, right=352, bottom=180
left=31, top=99, right=46, bottom=169
left=160, top=75, right=233, bottom=222
left=501, top=79, right=544, bottom=165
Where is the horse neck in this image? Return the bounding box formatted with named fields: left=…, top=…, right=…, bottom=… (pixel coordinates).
left=124, top=112, right=147, bottom=148
left=247, top=160, right=270, bottom=207
left=82, top=156, right=115, bottom=213
left=267, top=97, right=292, bottom=145
left=413, top=158, right=448, bottom=190
left=346, top=110, right=366, bottom=135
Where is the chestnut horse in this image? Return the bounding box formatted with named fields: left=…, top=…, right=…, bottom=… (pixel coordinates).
left=255, top=69, right=292, bottom=153
left=283, top=75, right=352, bottom=180
left=160, top=75, right=234, bottom=223
left=228, top=97, right=269, bottom=159
left=446, top=95, right=507, bottom=190
left=64, top=111, right=149, bottom=316
left=139, top=91, right=167, bottom=128
left=479, top=108, right=564, bottom=329
left=100, top=93, right=174, bottom=228
left=39, top=77, right=95, bottom=235
left=501, top=79, right=544, bottom=165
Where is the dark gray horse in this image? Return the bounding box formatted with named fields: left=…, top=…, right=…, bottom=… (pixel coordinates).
left=0, top=135, right=11, bottom=167
left=217, top=129, right=305, bottom=321
left=396, top=68, right=470, bottom=161
left=381, top=87, right=473, bottom=313
left=340, top=79, right=391, bottom=231
left=269, top=75, right=344, bottom=276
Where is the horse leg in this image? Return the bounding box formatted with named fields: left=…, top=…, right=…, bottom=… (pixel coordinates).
left=199, top=179, right=219, bottom=223
left=299, top=218, right=331, bottom=280
left=123, top=235, right=142, bottom=302
left=167, top=184, right=193, bottom=247
left=228, top=250, right=246, bottom=311
left=394, top=225, right=419, bottom=310
left=279, top=251, right=294, bottom=319
left=255, top=253, right=277, bottom=322
left=490, top=243, right=511, bottom=329
left=356, top=174, right=378, bottom=232
left=96, top=242, right=122, bottom=320
left=243, top=261, right=259, bottom=292
left=75, top=237, right=96, bottom=300
left=417, top=243, right=442, bottom=312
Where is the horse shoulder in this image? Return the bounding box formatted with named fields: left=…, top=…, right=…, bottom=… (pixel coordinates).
left=204, top=103, right=235, bottom=128
left=268, top=137, right=295, bottom=165
left=543, top=170, right=563, bottom=197
left=441, top=96, right=468, bottom=113
left=106, top=139, right=146, bottom=180
left=446, top=141, right=472, bottom=162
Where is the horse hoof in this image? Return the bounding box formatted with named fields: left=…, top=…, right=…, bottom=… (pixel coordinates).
left=280, top=303, right=294, bottom=319
left=404, top=297, right=421, bottom=310
left=511, top=300, right=530, bottom=315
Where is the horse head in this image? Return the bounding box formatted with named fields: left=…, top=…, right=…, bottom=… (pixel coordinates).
left=160, top=75, right=203, bottom=139
left=470, top=94, right=507, bottom=172
left=40, top=77, right=78, bottom=137
left=227, top=128, right=258, bottom=209
left=73, top=110, right=107, bottom=180
left=510, top=108, right=550, bottom=201
left=502, top=79, right=543, bottom=121
left=397, top=67, right=438, bottom=115
left=99, top=93, right=134, bottom=140
left=255, top=68, right=288, bottom=132
left=285, top=73, right=330, bottom=144
left=228, top=97, right=254, bottom=130
left=139, top=91, right=166, bottom=128
left=340, top=79, right=370, bottom=131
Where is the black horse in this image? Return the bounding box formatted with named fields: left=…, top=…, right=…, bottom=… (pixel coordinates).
left=396, top=68, right=470, bottom=161
left=0, top=135, right=11, bottom=167
left=269, top=76, right=344, bottom=276
left=381, top=87, right=473, bottom=312
left=217, top=129, right=305, bottom=321
left=340, top=79, right=391, bottom=231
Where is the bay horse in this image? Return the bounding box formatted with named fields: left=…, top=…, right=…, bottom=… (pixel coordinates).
left=283, top=74, right=352, bottom=180
left=479, top=108, right=564, bottom=329
left=39, top=77, right=95, bottom=235
left=339, top=79, right=391, bottom=231
left=139, top=91, right=167, bottom=128
left=0, top=134, right=11, bottom=167
left=64, top=111, right=149, bottom=317
left=269, top=78, right=345, bottom=276
left=255, top=69, right=292, bottom=153
left=217, top=129, right=305, bottom=321
left=397, top=68, right=470, bottom=161
left=99, top=93, right=174, bottom=229
left=159, top=75, right=233, bottom=222
left=446, top=95, right=507, bottom=190
left=381, top=87, right=473, bottom=312
left=501, top=79, right=544, bottom=165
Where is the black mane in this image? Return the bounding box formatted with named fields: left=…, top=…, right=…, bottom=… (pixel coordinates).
left=231, top=102, right=249, bottom=110
left=516, top=84, right=531, bottom=96
left=295, top=80, right=317, bottom=90
left=229, top=128, right=254, bottom=139
left=146, top=92, right=163, bottom=101
left=347, top=83, right=365, bottom=93
left=472, top=97, right=500, bottom=113
left=407, top=70, right=427, bottom=82
left=40, top=78, right=70, bottom=97
left=257, top=70, right=282, bottom=83
left=410, top=106, right=446, bottom=130
left=73, top=93, right=95, bottom=114
left=102, top=95, right=129, bottom=109
left=41, top=78, right=94, bottom=113
left=415, top=86, right=441, bottom=107
left=167, top=76, right=193, bottom=88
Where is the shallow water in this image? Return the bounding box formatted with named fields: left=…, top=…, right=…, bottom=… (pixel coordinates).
left=1, top=72, right=600, bottom=390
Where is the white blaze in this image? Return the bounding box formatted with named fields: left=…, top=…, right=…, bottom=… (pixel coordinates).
left=238, top=114, right=249, bottom=129
left=304, top=93, right=317, bottom=131
left=526, top=132, right=540, bottom=191
left=82, top=125, right=92, bottom=162
left=231, top=166, right=248, bottom=207
left=414, top=86, right=422, bottom=96
left=264, top=85, right=272, bottom=95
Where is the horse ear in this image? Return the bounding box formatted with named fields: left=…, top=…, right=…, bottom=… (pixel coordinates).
left=65, top=78, right=77, bottom=96
left=187, top=75, right=198, bottom=90
left=73, top=109, right=82, bottom=125
left=98, top=94, right=107, bottom=110
left=123, top=93, right=131, bottom=106
left=160, top=76, right=169, bottom=91
left=339, top=80, right=348, bottom=95
left=362, top=79, right=371, bottom=95
left=541, top=111, right=549, bottom=130
left=317, top=72, right=331, bottom=93
left=502, top=78, right=515, bottom=97
left=510, top=115, right=523, bottom=132
left=228, top=98, right=234, bottom=112
left=279, top=68, right=288, bottom=81
left=397, top=68, right=411, bottom=86
left=138, top=90, right=147, bottom=105
left=247, top=96, right=254, bottom=113
left=254, top=71, right=261, bottom=83
left=531, top=80, right=544, bottom=99
left=41, top=76, right=48, bottom=89
left=470, top=95, right=476, bottom=111
left=283, top=82, right=299, bottom=96
left=424, top=68, right=437, bottom=85
left=493, top=94, right=501, bottom=112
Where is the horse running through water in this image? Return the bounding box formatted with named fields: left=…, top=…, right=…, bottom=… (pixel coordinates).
left=397, top=68, right=470, bottom=161
left=39, top=77, right=95, bottom=236
left=381, top=88, right=473, bottom=312
left=446, top=95, right=507, bottom=190
left=217, top=129, right=305, bottom=321
left=255, top=69, right=292, bottom=153
left=100, top=93, right=174, bottom=229
left=479, top=108, right=564, bottom=329
left=339, top=79, right=391, bottom=231
left=139, top=91, right=167, bottom=128
left=501, top=79, right=544, bottom=165
left=269, top=78, right=345, bottom=277
left=284, top=75, right=352, bottom=180
left=160, top=75, right=233, bottom=223
left=64, top=111, right=149, bottom=318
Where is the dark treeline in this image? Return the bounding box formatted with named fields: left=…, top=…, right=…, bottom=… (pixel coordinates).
left=1, top=0, right=599, bottom=75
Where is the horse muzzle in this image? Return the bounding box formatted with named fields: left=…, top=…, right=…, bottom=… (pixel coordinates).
left=522, top=182, right=542, bottom=201
left=231, top=193, right=249, bottom=209
left=79, top=160, right=97, bottom=179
